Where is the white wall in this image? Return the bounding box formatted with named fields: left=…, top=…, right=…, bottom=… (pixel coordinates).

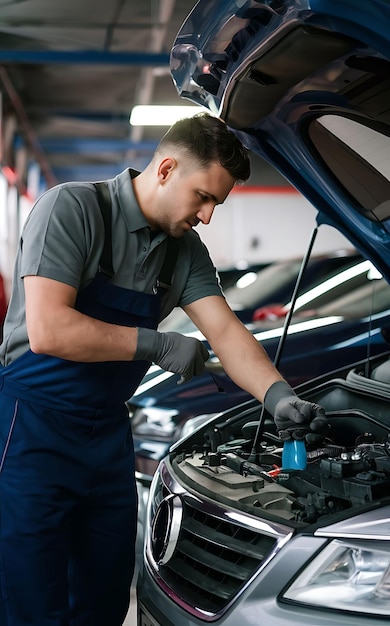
left=196, top=186, right=351, bottom=269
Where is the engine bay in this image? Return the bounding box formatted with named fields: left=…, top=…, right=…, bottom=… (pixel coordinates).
left=171, top=361, right=390, bottom=526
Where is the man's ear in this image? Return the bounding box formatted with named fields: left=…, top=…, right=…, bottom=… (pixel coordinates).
left=158, top=157, right=176, bottom=181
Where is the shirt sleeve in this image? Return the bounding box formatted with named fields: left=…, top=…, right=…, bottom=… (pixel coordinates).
left=20, top=185, right=102, bottom=290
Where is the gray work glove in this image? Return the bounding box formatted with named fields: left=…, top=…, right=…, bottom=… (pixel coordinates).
left=264, top=381, right=329, bottom=445
left=135, top=327, right=209, bottom=383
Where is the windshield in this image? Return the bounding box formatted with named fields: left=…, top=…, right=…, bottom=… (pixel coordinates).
left=308, top=277, right=390, bottom=319
left=224, top=259, right=302, bottom=310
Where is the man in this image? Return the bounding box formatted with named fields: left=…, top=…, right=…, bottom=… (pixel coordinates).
left=0, top=113, right=328, bottom=625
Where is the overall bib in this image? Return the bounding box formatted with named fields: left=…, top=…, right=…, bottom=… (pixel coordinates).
left=0, top=183, right=175, bottom=625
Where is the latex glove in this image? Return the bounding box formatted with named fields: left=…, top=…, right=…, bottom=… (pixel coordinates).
left=264, top=381, right=329, bottom=445
left=135, top=327, right=209, bottom=383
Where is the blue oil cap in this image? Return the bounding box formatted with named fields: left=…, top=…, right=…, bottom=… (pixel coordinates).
left=282, top=439, right=307, bottom=470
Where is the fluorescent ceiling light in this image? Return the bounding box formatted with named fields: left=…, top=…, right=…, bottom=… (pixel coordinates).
left=129, top=105, right=209, bottom=126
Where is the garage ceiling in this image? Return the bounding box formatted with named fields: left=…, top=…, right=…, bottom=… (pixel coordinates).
left=0, top=0, right=286, bottom=193
left=0, top=0, right=206, bottom=190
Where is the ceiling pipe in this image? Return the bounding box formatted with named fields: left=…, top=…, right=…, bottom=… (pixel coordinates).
left=0, top=67, right=57, bottom=188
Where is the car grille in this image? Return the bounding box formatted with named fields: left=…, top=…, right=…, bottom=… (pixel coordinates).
left=157, top=496, right=277, bottom=614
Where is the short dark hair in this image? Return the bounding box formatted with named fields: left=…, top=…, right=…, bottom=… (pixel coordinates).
left=157, top=112, right=250, bottom=182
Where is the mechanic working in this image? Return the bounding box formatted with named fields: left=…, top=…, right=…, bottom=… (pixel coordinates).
left=0, top=113, right=328, bottom=625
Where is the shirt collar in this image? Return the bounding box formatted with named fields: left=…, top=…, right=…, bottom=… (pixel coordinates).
left=114, top=168, right=151, bottom=233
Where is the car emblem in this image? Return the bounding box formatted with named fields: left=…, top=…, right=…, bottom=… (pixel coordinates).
left=150, top=494, right=183, bottom=565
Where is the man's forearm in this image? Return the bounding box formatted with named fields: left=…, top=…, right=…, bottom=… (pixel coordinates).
left=28, top=305, right=139, bottom=362
left=211, top=325, right=284, bottom=402
left=24, top=275, right=138, bottom=362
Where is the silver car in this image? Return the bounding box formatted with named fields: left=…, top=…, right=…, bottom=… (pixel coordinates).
left=137, top=0, right=390, bottom=624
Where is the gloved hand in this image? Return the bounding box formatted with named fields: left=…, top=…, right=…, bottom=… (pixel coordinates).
left=135, top=327, right=209, bottom=383
left=264, top=381, right=329, bottom=445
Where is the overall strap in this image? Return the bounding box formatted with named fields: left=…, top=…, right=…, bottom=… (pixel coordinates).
left=157, top=237, right=179, bottom=293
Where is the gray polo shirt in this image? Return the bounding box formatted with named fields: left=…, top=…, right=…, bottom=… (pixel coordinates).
left=0, top=168, right=223, bottom=365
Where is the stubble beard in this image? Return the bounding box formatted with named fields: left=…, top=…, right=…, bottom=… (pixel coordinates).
left=159, top=217, right=187, bottom=239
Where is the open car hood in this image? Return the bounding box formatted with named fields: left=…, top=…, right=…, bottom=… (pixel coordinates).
left=170, top=0, right=390, bottom=282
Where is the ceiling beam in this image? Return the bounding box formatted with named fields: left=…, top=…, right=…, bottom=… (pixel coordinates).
left=0, top=49, right=170, bottom=65
left=37, top=137, right=158, bottom=153
left=51, top=161, right=151, bottom=181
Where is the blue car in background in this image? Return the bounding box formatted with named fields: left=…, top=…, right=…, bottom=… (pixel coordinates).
left=159, top=249, right=362, bottom=333
left=137, top=2, right=390, bottom=626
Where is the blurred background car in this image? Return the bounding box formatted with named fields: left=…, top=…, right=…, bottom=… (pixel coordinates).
left=216, top=262, right=269, bottom=290
left=159, top=249, right=362, bottom=333
left=130, top=253, right=390, bottom=483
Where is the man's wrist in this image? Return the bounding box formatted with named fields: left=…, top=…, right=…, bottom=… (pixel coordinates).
left=134, top=327, right=159, bottom=361
left=264, top=380, right=296, bottom=415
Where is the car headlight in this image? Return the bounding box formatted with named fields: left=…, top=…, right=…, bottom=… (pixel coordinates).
left=130, top=406, right=179, bottom=439
left=283, top=539, right=390, bottom=617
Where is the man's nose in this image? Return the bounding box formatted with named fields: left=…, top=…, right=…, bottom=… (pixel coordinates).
left=197, top=204, right=215, bottom=225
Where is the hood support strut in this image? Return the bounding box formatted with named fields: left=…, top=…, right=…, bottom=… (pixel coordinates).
left=248, top=226, right=319, bottom=463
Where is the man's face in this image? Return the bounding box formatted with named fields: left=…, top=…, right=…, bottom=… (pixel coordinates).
left=153, top=158, right=236, bottom=238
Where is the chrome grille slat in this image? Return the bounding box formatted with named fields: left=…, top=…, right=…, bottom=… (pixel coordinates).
left=177, top=538, right=253, bottom=580
left=181, top=514, right=270, bottom=559
left=169, top=555, right=236, bottom=600
left=157, top=496, right=277, bottom=613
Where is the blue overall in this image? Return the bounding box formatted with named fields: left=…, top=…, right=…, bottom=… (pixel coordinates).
left=0, top=187, right=168, bottom=625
